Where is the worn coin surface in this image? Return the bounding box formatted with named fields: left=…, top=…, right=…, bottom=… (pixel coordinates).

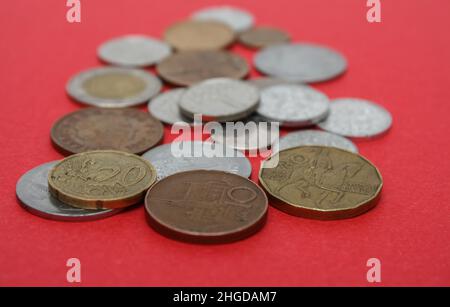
left=145, top=170, right=268, bottom=243
left=257, top=85, right=330, bottom=127
left=318, top=98, right=393, bottom=138
left=141, top=141, right=252, bottom=180
left=191, top=6, right=254, bottom=32
left=156, top=50, right=249, bottom=86
left=254, top=43, right=347, bottom=83
left=48, top=150, right=157, bottom=209
left=16, top=161, right=119, bottom=221
left=259, top=146, right=382, bottom=220
left=180, top=78, right=259, bottom=122
left=98, top=35, right=171, bottom=67
left=67, top=67, right=162, bottom=107
left=164, top=20, right=234, bottom=51
left=279, top=130, right=358, bottom=153
left=239, top=27, right=290, bottom=49
left=148, top=89, right=194, bottom=125
left=51, top=108, right=164, bottom=155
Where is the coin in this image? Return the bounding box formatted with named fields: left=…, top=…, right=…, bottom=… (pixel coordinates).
left=164, top=20, right=234, bottom=51
left=156, top=50, right=249, bottom=86
left=318, top=98, right=393, bottom=138
left=141, top=141, right=252, bottom=180
left=51, top=108, right=164, bottom=155
left=254, top=43, right=347, bottom=83
left=98, top=35, right=172, bottom=67
left=48, top=150, right=157, bottom=209
left=259, top=146, right=382, bottom=220
left=248, top=77, right=295, bottom=90
left=257, top=84, right=330, bottom=127
left=239, top=27, right=290, bottom=49
left=145, top=170, right=268, bottom=243
left=191, top=6, right=254, bottom=32
left=279, top=130, right=358, bottom=153
left=179, top=78, right=259, bottom=122
left=16, top=161, right=120, bottom=221
left=147, top=89, right=194, bottom=125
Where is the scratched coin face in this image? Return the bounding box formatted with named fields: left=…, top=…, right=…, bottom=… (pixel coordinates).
left=51, top=108, right=164, bottom=155
left=164, top=20, right=235, bottom=51
left=67, top=67, right=162, bottom=107
left=259, top=146, right=382, bottom=220
left=239, top=27, right=290, bottom=49
left=16, top=161, right=119, bottom=221
left=156, top=50, right=249, bottom=86
left=279, top=130, right=358, bottom=153
left=48, top=151, right=157, bottom=209
left=145, top=170, right=268, bottom=243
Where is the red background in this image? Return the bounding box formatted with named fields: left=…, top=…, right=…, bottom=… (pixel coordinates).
left=1, top=0, right=449, bottom=286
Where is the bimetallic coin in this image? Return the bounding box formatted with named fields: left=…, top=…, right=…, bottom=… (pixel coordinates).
left=145, top=170, right=268, bottom=243
left=259, top=146, right=383, bottom=220
left=191, top=6, right=254, bottom=32
left=148, top=89, right=194, bottom=125
left=257, top=85, right=330, bottom=127
left=67, top=67, right=162, bottom=107
left=239, top=27, right=290, bottom=49
left=156, top=50, right=249, bottom=86
left=164, top=20, right=235, bottom=51
left=51, top=108, right=164, bottom=155
left=279, top=130, right=358, bottom=153
left=318, top=98, right=393, bottom=138
left=180, top=78, right=259, bottom=122
left=98, top=35, right=172, bottom=67
left=48, top=151, right=157, bottom=209
left=141, top=141, right=252, bottom=180
left=16, top=161, right=119, bottom=221
left=254, top=43, right=347, bottom=83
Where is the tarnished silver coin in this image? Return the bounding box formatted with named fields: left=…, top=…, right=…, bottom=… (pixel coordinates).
left=98, top=35, right=172, bottom=67
left=142, top=141, right=252, bottom=180
left=254, top=43, right=347, bottom=83
left=191, top=6, right=254, bottom=32
left=279, top=130, right=358, bottom=153
left=16, top=161, right=119, bottom=221
left=318, top=98, right=393, bottom=138
left=257, top=85, right=330, bottom=127
left=180, top=78, right=260, bottom=122
left=148, top=89, right=194, bottom=125
left=67, top=67, right=162, bottom=107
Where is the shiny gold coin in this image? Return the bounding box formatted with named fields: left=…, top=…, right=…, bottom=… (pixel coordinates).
left=259, top=146, right=382, bottom=220
left=164, top=20, right=235, bottom=51
left=48, top=150, right=157, bottom=209
left=239, top=26, right=290, bottom=49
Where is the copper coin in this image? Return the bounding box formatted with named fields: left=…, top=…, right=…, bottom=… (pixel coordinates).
left=164, top=20, right=235, bottom=51
left=239, top=27, right=290, bottom=49
left=145, top=170, right=268, bottom=244
left=156, top=50, right=249, bottom=86
left=51, top=108, right=164, bottom=155
left=259, top=146, right=383, bottom=220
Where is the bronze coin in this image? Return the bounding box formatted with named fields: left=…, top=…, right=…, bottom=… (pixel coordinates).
left=259, top=146, right=383, bottom=220
left=145, top=170, right=268, bottom=244
left=239, top=27, right=290, bottom=49
left=156, top=50, right=249, bottom=86
left=48, top=150, right=158, bottom=209
left=164, top=20, right=235, bottom=51
left=51, top=108, right=164, bottom=155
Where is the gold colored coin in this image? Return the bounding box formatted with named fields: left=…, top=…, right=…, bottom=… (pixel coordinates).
left=48, top=150, right=157, bottom=209
left=82, top=73, right=147, bottom=99
left=239, top=27, right=290, bottom=49
left=164, top=20, right=235, bottom=51
left=259, top=146, right=382, bottom=220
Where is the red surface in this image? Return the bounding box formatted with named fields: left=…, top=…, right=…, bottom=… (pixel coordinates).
left=1, top=0, right=449, bottom=286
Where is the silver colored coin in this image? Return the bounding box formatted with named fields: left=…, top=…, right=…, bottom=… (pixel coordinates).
left=279, top=130, right=358, bottom=153
left=142, top=141, right=252, bottom=180
left=16, top=161, right=119, bottom=221
left=254, top=43, right=347, bottom=83
left=191, top=6, right=254, bottom=32
left=248, top=77, right=295, bottom=90
left=257, top=84, right=330, bottom=127
left=98, top=35, right=172, bottom=67
left=67, top=67, right=162, bottom=108
left=148, top=89, right=194, bottom=125
left=180, top=78, right=260, bottom=122
left=318, top=98, right=393, bottom=138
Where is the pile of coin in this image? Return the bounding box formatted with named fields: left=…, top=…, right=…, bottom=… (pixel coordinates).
left=16, top=5, right=392, bottom=243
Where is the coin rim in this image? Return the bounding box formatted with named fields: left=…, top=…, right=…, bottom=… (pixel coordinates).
left=278, top=130, right=359, bottom=153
